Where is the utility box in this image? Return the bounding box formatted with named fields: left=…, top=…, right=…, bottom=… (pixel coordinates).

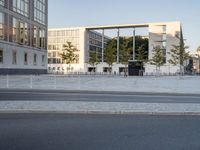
left=128, top=61, right=144, bottom=76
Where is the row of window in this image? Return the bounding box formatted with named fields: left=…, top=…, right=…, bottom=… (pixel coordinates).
left=0, top=12, right=47, bottom=49
left=0, top=49, right=45, bottom=66
left=89, top=31, right=110, bottom=42
left=48, top=43, right=79, bottom=51
left=13, top=0, right=29, bottom=17
left=48, top=55, right=79, bottom=64
left=48, top=37, right=79, bottom=45
left=0, top=0, right=46, bottom=25
left=48, top=30, right=80, bottom=37
left=34, top=0, right=46, bottom=25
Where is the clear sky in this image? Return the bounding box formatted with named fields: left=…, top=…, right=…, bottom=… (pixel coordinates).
left=48, top=0, right=200, bottom=53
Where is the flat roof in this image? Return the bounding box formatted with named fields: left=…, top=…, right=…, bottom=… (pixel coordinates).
left=86, top=24, right=149, bottom=30
left=85, top=21, right=181, bottom=30
left=48, top=21, right=181, bottom=31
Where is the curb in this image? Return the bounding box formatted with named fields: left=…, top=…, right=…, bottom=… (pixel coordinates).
left=1, top=110, right=200, bottom=116
left=1, top=88, right=200, bottom=96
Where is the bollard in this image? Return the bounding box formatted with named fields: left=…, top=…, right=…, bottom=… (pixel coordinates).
left=54, top=75, right=57, bottom=89
left=30, top=75, right=33, bottom=89
left=6, top=74, right=9, bottom=88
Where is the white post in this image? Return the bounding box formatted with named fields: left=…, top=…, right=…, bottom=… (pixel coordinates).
left=54, top=75, right=57, bottom=89
left=6, top=74, right=9, bottom=88
left=30, top=75, right=33, bottom=89
left=133, top=28, right=136, bottom=60
left=117, top=28, right=120, bottom=63
left=78, top=74, right=81, bottom=90
left=102, top=29, right=104, bottom=63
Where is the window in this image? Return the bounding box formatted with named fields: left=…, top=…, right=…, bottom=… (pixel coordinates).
left=0, top=12, right=4, bottom=39
left=0, top=49, right=3, bottom=63
left=103, top=67, right=112, bottom=73
left=42, top=55, right=45, bottom=66
left=162, top=25, right=167, bottom=33
left=0, top=0, right=4, bottom=6
left=33, top=26, right=46, bottom=49
left=24, top=52, right=28, bottom=65
left=13, top=0, right=29, bottom=17
left=33, top=54, right=37, bottom=65
left=12, top=51, right=17, bottom=64
left=34, top=0, right=46, bottom=25
left=12, top=17, right=28, bottom=45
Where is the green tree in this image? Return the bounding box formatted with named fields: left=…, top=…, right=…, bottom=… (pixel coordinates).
left=150, top=46, right=165, bottom=73
left=104, top=40, right=116, bottom=74
left=196, top=46, right=200, bottom=74
left=136, top=44, right=148, bottom=71
left=125, top=36, right=149, bottom=60
left=120, top=38, right=132, bottom=76
left=88, top=51, right=100, bottom=72
left=168, top=30, right=190, bottom=75
left=61, top=42, right=79, bottom=72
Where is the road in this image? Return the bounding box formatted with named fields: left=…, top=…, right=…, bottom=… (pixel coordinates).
left=0, top=89, right=200, bottom=103
left=0, top=114, right=200, bottom=150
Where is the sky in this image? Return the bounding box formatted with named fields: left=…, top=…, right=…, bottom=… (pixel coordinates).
left=48, top=0, right=200, bottom=53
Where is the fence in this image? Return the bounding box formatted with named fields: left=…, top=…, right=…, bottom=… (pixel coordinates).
left=0, top=74, right=199, bottom=94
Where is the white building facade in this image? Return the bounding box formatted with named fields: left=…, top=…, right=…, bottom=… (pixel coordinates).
left=48, top=21, right=182, bottom=74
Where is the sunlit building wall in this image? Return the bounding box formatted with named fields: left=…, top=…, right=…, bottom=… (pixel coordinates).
left=48, top=28, right=110, bottom=73
left=0, top=0, right=48, bottom=74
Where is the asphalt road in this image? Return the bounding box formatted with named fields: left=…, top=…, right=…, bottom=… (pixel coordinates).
left=0, top=114, right=200, bottom=150
left=0, top=90, right=200, bottom=103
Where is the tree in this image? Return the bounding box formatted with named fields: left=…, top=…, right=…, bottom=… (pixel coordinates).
left=120, top=38, right=132, bottom=76
left=168, top=29, right=190, bottom=75
left=150, top=46, right=165, bottom=73
left=135, top=44, right=148, bottom=71
left=104, top=40, right=116, bottom=74
left=196, top=46, right=200, bottom=74
left=88, top=51, right=100, bottom=72
left=60, top=42, right=79, bottom=72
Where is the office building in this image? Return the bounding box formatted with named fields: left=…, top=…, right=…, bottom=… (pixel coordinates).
left=48, top=22, right=182, bottom=74
left=0, top=0, right=48, bottom=74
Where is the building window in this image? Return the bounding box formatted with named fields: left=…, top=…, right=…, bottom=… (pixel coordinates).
left=42, top=55, right=45, bottom=66
left=162, top=25, right=167, bottom=33
left=24, top=52, right=28, bottom=65
left=13, top=0, right=29, bottom=17
left=0, top=0, right=4, bottom=6
left=33, top=54, right=37, bottom=65
left=0, top=49, right=3, bottom=63
left=34, top=0, right=46, bottom=25
left=33, top=26, right=46, bottom=49
left=12, top=51, right=17, bottom=64
left=12, top=17, right=28, bottom=45
left=0, top=12, right=4, bottom=39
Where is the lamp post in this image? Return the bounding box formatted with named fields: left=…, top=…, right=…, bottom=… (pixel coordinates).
left=197, top=47, right=200, bottom=74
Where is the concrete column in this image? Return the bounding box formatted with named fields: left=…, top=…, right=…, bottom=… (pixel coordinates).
left=102, top=29, right=104, bottom=63
left=117, top=28, right=120, bottom=63
left=133, top=28, right=136, bottom=60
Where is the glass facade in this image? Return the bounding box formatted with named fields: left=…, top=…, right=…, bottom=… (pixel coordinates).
left=0, top=0, right=48, bottom=73
left=34, top=0, right=46, bottom=25
left=0, top=12, right=4, bottom=39
left=0, top=0, right=47, bottom=49
left=0, top=49, right=3, bottom=63
left=0, top=0, right=4, bottom=6
left=12, top=17, right=28, bottom=45
left=89, top=31, right=110, bottom=62
left=13, top=0, right=29, bottom=17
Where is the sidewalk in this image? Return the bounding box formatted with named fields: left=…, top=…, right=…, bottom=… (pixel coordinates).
left=0, top=75, right=200, bottom=94
left=1, top=101, right=200, bottom=115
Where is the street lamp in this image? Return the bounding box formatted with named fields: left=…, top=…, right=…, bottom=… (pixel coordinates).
left=197, top=47, right=200, bottom=74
